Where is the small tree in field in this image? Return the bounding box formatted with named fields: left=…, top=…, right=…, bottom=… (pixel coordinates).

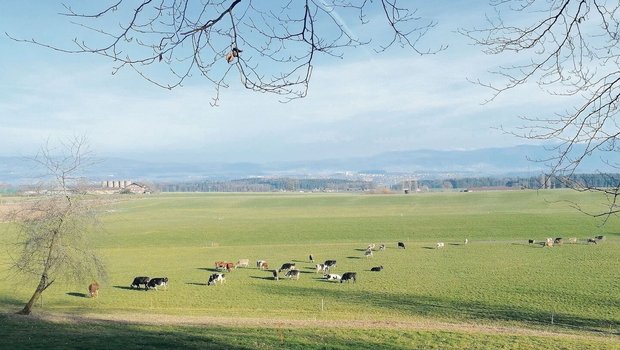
left=8, top=137, right=106, bottom=315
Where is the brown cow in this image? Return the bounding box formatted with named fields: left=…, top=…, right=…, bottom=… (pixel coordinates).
left=88, top=282, right=100, bottom=298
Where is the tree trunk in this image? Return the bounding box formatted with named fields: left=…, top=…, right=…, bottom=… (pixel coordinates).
left=18, top=274, right=53, bottom=315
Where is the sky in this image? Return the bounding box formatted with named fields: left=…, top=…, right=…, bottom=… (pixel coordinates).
left=0, top=1, right=568, bottom=163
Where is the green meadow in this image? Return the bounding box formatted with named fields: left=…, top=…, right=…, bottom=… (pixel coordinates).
left=0, top=190, right=618, bottom=349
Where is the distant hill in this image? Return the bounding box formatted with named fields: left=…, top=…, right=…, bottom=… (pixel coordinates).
left=1, top=144, right=617, bottom=184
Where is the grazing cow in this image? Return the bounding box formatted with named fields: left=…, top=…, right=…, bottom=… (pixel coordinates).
left=397, top=242, right=406, bottom=249
left=147, top=277, right=169, bottom=291
left=568, top=237, right=577, bottom=244
left=208, top=273, right=226, bottom=286
left=236, top=259, right=249, bottom=268
left=370, top=266, right=383, bottom=272
left=215, top=261, right=227, bottom=270
left=256, top=260, right=266, bottom=268
left=272, top=270, right=279, bottom=281
left=436, top=242, right=445, bottom=249
left=285, top=269, right=300, bottom=280
left=324, top=260, right=337, bottom=269
left=259, top=261, right=269, bottom=270
left=379, top=244, right=385, bottom=251
left=587, top=238, right=598, bottom=244
left=309, top=254, right=314, bottom=262
left=364, top=249, right=373, bottom=258
left=315, top=263, right=328, bottom=274
left=544, top=238, right=554, bottom=247
left=554, top=237, right=563, bottom=245
left=279, top=263, right=296, bottom=272
left=340, top=272, right=357, bottom=283
left=324, top=273, right=341, bottom=281
left=88, top=282, right=100, bottom=298
left=528, top=239, right=535, bottom=244
left=596, top=235, right=605, bottom=241
left=225, top=262, right=235, bottom=272
left=366, top=243, right=376, bottom=251
left=464, top=238, right=468, bottom=245
left=130, top=276, right=150, bottom=290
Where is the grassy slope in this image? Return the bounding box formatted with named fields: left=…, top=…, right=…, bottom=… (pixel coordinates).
left=0, top=190, right=618, bottom=349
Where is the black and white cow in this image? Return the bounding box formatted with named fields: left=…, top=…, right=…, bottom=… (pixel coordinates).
left=130, top=276, right=150, bottom=290
left=208, top=273, right=226, bottom=286
left=370, top=266, right=383, bottom=272
left=147, top=277, right=169, bottom=291
left=279, top=263, right=296, bottom=272
left=315, top=263, right=329, bottom=274
left=528, top=239, right=535, bottom=244
left=324, top=260, right=337, bottom=269
left=398, top=242, right=406, bottom=249
left=285, top=269, right=300, bottom=280
left=340, top=272, right=357, bottom=283
left=324, top=273, right=341, bottom=281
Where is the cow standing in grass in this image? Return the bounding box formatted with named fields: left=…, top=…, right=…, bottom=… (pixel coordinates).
left=148, top=277, right=169, bottom=291
left=88, top=282, right=100, bottom=298
left=236, top=259, right=249, bottom=268
left=285, top=269, right=300, bottom=280
left=130, top=277, right=150, bottom=290
left=208, top=273, right=225, bottom=286
left=279, top=263, right=296, bottom=272
left=341, top=272, right=357, bottom=283
left=324, top=274, right=341, bottom=281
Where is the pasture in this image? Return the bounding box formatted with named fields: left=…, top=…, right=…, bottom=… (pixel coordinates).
left=0, top=190, right=619, bottom=349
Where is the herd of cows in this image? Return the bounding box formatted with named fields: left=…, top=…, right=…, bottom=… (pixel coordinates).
left=529, top=235, right=606, bottom=247
left=102, top=241, right=409, bottom=295
left=202, top=241, right=408, bottom=287
left=86, top=236, right=605, bottom=297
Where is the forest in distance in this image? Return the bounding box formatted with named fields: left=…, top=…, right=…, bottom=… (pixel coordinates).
left=155, top=173, right=620, bottom=193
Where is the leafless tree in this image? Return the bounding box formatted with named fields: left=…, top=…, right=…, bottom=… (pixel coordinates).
left=462, top=0, right=620, bottom=219
left=8, top=136, right=106, bottom=315
left=8, top=1, right=444, bottom=105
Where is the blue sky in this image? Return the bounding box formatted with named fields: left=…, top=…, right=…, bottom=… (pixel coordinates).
left=0, top=1, right=566, bottom=163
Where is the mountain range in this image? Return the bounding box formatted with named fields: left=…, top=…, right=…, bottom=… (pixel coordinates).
left=1, top=144, right=617, bottom=184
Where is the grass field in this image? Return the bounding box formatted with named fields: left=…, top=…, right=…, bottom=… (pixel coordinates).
left=0, top=190, right=619, bottom=349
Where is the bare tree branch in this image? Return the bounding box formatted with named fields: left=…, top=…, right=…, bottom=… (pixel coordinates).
left=7, top=0, right=443, bottom=103
left=462, top=0, right=620, bottom=218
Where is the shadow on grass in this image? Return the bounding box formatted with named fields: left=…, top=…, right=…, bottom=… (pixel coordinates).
left=346, top=256, right=362, bottom=259
left=258, top=285, right=620, bottom=335
left=186, top=282, right=208, bottom=286
left=66, top=292, right=88, bottom=298
left=249, top=276, right=276, bottom=281
left=0, top=295, right=27, bottom=308
left=113, top=286, right=147, bottom=291
left=422, top=247, right=435, bottom=250
left=1, top=312, right=486, bottom=350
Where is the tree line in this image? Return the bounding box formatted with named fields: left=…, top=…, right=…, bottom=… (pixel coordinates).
left=153, top=173, right=620, bottom=193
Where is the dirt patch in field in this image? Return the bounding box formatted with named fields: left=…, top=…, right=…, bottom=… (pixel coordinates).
left=21, top=311, right=617, bottom=342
